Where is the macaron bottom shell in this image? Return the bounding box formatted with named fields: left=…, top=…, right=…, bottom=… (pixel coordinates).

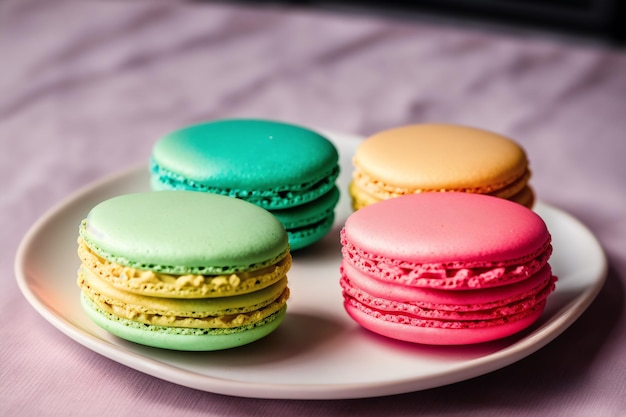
left=81, top=293, right=287, bottom=351
left=344, top=299, right=546, bottom=345
left=272, top=186, right=340, bottom=251
left=285, top=213, right=335, bottom=251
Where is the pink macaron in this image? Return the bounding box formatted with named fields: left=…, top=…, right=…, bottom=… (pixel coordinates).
left=339, top=192, right=557, bottom=345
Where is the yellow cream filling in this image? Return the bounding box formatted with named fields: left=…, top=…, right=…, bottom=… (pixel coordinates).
left=77, top=259, right=290, bottom=329
left=78, top=238, right=291, bottom=298
left=350, top=168, right=533, bottom=210
left=352, top=167, right=530, bottom=201
left=82, top=287, right=290, bottom=329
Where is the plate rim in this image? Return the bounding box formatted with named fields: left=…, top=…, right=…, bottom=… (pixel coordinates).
left=14, top=132, right=608, bottom=400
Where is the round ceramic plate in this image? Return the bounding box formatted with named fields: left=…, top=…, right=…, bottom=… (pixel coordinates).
left=15, top=131, right=607, bottom=400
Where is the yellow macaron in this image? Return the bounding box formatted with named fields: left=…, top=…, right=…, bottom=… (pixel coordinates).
left=350, top=123, right=534, bottom=209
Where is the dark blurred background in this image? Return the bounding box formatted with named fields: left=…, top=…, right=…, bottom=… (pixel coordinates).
left=228, top=0, right=626, bottom=44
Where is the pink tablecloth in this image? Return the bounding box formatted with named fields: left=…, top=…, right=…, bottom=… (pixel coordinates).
left=2, top=1, right=625, bottom=416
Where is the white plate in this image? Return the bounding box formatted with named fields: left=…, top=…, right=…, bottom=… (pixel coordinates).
left=15, top=131, right=607, bottom=400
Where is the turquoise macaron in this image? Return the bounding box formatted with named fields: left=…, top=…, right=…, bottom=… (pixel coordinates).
left=150, top=119, right=341, bottom=250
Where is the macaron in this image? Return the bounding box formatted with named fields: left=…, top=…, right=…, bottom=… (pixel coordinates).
left=150, top=118, right=340, bottom=250
left=340, top=192, right=557, bottom=345
left=77, top=191, right=291, bottom=351
left=350, top=123, right=534, bottom=210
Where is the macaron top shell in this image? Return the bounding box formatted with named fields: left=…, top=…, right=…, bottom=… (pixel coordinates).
left=151, top=119, right=339, bottom=209
left=80, top=191, right=289, bottom=274
left=343, top=192, right=550, bottom=267
left=354, top=124, right=529, bottom=193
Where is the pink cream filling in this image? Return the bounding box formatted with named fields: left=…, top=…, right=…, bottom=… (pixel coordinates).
left=340, top=228, right=552, bottom=289
left=341, top=260, right=555, bottom=309
left=340, top=267, right=556, bottom=322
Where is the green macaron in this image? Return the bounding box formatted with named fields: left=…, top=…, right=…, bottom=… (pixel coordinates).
left=150, top=118, right=340, bottom=250
left=77, top=191, right=291, bottom=351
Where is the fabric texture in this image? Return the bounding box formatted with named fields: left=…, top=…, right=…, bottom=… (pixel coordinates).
left=2, top=0, right=625, bottom=416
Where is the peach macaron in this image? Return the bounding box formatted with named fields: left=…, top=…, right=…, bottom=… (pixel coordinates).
left=349, top=123, right=535, bottom=210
